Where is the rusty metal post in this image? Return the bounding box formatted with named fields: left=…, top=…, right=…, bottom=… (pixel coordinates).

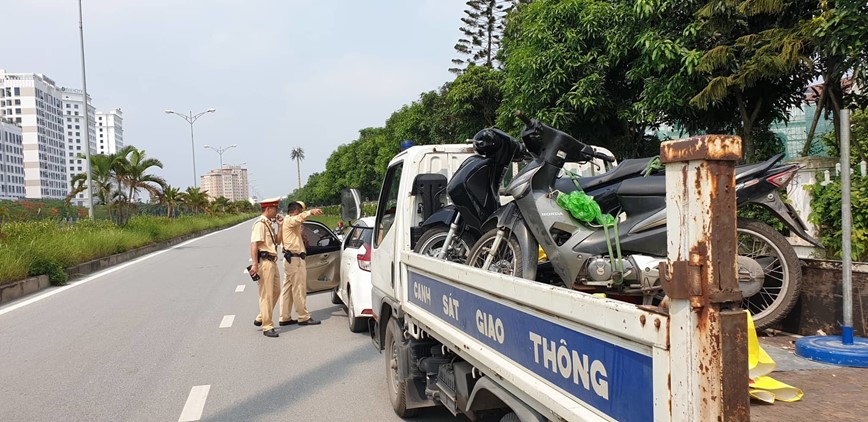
left=659, top=136, right=749, bottom=421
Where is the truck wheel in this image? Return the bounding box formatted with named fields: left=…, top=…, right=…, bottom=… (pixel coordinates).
left=737, top=218, right=802, bottom=330
left=414, top=225, right=477, bottom=264
left=499, top=412, right=520, bottom=422
left=347, top=287, right=367, bottom=333
left=385, top=320, right=417, bottom=417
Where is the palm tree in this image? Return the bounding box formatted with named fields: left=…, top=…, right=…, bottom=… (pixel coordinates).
left=212, top=196, right=231, bottom=214
left=182, top=187, right=210, bottom=214
left=290, top=147, right=305, bottom=192
left=159, top=186, right=182, bottom=218
left=116, top=146, right=166, bottom=225
left=67, top=151, right=127, bottom=220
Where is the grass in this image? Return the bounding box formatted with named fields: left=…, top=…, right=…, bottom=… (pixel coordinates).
left=0, top=213, right=256, bottom=286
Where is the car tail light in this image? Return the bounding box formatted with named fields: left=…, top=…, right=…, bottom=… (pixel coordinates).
left=361, top=309, right=373, bottom=315
left=767, top=168, right=798, bottom=188
left=357, top=243, right=371, bottom=272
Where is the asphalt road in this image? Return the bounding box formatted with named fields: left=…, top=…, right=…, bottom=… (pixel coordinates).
left=0, top=220, right=460, bottom=422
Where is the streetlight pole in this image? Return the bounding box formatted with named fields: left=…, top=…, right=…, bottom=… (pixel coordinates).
left=164, top=108, right=216, bottom=187
left=202, top=144, right=237, bottom=168
left=78, top=0, right=94, bottom=218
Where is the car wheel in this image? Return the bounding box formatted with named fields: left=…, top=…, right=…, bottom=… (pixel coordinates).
left=347, top=287, right=367, bottom=333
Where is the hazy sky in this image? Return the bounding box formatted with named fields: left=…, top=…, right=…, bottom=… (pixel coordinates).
left=1, top=0, right=466, bottom=199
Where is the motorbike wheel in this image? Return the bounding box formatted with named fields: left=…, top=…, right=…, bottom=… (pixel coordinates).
left=413, top=225, right=477, bottom=264
left=737, top=218, right=802, bottom=330
left=467, top=229, right=526, bottom=277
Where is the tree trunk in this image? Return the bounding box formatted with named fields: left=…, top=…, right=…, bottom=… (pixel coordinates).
left=802, top=83, right=828, bottom=157
left=296, top=159, right=302, bottom=192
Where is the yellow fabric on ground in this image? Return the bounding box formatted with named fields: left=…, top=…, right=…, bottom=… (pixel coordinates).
left=747, top=311, right=804, bottom=403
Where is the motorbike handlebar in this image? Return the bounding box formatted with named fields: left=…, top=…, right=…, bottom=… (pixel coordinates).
left=515, top=111, right=532, bottom=126
left=592, top=150, right=616, bottom=163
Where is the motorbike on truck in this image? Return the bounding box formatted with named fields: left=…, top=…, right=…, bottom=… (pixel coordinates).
left=462, top=113, right=820, bottom=329
left=413, top=127, right=653, bottom=267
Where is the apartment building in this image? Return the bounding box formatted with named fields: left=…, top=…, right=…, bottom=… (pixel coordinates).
left=0, top=70, right=68, bottom=199
left=200, top=165, right=249, bottom=202
left=0, top=119, right=26, bottom=200
left=59, top=87, right=97, bottom=206
left=96, top=108, right=124, bottom=154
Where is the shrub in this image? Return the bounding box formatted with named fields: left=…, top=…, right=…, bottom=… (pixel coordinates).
left=28, top=259, right=68, bottom=286
left=808, top=174, right=868, bottom=261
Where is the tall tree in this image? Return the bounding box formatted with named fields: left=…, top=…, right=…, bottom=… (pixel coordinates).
left=291, top=147, right=305, bottom=192
left=498, top=0, right=658, bottom=158
left=450, top=0, right=525, bottom=74
left=684, top=0, right=814, bottom=161
left=159, top=185, right=182, bottom=218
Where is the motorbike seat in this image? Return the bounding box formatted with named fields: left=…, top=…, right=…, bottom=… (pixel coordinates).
left=735, top=153, right=784, bottom=181
left=554, top=157, right=654, bottom=193
left=617, top=175, right=666, bottom=196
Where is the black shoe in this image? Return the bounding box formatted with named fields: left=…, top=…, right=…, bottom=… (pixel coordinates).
left=279, top=319, right=298, bottom=326
left=253, top=320, right=262, bottom=327
left=263, top=329, right=279, bottom=338
left=299, top=318, right=321, bottom=326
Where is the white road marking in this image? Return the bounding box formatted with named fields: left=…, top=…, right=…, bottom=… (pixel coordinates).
left=219, top=315, right=235, bottom=328
left=0, top=220, right=252, bottom=317
left=178, top=385, right=211, bottom=422
left=235, top=285, right=245, bottom=292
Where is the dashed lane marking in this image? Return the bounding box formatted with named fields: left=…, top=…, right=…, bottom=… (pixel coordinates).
left=178, top=385, right=211, bottom=422
left=219, top=315, right=235, bottom=328
left=235, top=285, right=245, bottom=292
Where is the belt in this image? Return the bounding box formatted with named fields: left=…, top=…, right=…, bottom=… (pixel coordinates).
left=257, top=252, right=277, bottom=262
left=283, top=251, right=306, bottom=261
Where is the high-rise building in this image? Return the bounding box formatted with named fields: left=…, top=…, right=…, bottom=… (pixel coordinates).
left=0, top=119, right=26, bottom=200
left=59, top=87, right=97, bottom=207
left=200, top=165, right=249, bottom=202
left=96, top=108, right=123, bottom=154
left=0, top=70, right=68, bottom=199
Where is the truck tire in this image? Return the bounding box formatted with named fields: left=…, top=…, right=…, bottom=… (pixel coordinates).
left=737, top=218, right=802, bottom=330
left=414, top=225, right=477, bottom=264
left=499, top=412, right=520, bottom=422
left=385, top=320, right=417, bottom=417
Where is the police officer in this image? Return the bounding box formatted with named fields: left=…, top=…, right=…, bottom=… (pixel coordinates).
left=250, top=197, right=283, bottom=338
left=279, top=201, right=323, bottom=326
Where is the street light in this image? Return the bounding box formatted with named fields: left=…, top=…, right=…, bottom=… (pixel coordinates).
left=164, top=108, right=216, bottom=187
left=77, top=0, right=94, bottom=218
left=202, top=144, right=237, bottom=168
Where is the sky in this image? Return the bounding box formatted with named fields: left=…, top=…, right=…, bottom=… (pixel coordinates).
left=1, top=0, right=467, bottom=199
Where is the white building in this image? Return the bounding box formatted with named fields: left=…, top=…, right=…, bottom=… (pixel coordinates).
left=0, top=119, right=26, bottom=200
left=200, top=165, right=249, bottom=202
left=0, top=70, right=68, bottom=199
left=60, top=87, right=97, bottom=207
left=96, top=108, right=123, bottom=154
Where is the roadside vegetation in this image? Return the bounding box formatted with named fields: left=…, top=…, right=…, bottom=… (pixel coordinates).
left=0, top=144, right=260, bottom=286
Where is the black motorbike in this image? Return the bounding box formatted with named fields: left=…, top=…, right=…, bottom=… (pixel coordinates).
left=467, top=114, right=821, bottom=330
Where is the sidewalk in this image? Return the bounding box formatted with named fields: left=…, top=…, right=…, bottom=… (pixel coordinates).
left=750, top=333, right=868, bottom=421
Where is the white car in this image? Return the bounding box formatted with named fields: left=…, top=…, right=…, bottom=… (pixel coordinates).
left=332, top=216, right=375, bottom=332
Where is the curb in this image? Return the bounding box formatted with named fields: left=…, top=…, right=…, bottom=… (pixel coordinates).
left=0, top=222, right=241, bottom=306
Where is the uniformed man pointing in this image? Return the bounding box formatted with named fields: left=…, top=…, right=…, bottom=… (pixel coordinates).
left=250, top=197, right=283, bottom=338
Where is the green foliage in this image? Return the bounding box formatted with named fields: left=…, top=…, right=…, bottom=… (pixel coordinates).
left=809, top=175, right=868, bottom=261
left=0, top=214, right=256, bottom=285
left=498, top=0, right=660, bottom=158
left=28, top=259, right=68, bottom=286
left=450, top=0, right=525, bottom=74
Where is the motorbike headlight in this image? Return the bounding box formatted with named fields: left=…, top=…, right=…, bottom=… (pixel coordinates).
left=506, top=166, right=540, bottom=199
